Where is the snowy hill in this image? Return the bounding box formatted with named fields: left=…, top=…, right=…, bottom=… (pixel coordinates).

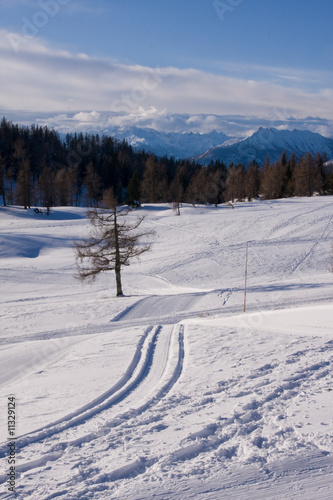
left=1, top=197, right=333, bottom=499
left=196, top=127, right=333, bottom=165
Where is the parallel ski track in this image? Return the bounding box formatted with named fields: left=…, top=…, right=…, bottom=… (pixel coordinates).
left=0, top=324, right=186, bottom=483
left=0, top=325, right=158, bottom=456
left=80, top=331, right=333, bottom=496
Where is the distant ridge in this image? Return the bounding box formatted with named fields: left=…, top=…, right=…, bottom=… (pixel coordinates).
left=2, top=111, right=333, bottom=163
left=109, top=127, right=231, bottom=159
left=194, top=127, right=333, bottom=165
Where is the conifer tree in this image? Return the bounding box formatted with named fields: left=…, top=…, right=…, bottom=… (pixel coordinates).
left=126, top=170, right=141, bottom=207
left=36, top=165, right=55, bottom=214
left=83, top=161, right=102, bottom=206
left=294, top=153, right=314, bottom=197
left=0, top=154, right=6, bottom=206
left=55, top=168, right=71, bottom=206
left=14, top=141, right=32, bottom=209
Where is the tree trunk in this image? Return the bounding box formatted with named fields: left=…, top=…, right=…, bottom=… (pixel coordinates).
left=1, top=185, right=6, bottom=206
left=0, top=161, right=6, bottom=206
left=113, top=209, right=123, bottom=296
left=115, top=266, right=123, bottom=296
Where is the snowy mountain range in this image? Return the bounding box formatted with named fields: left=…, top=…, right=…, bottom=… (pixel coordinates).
left=3, top=110, right=333, bottom=164
left=115, top=126, right=333, bottom=165
left=194, top=127, right=333, bottom=165
left=70, top=125, right=333, bottom=164
left=109, top=126, right=230, bottom=159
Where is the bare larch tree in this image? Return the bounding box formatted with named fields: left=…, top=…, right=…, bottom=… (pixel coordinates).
left=74, top=189, right=154, bottom=296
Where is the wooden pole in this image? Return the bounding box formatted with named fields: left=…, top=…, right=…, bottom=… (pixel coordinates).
left=244, top=242, right=248, bottom=312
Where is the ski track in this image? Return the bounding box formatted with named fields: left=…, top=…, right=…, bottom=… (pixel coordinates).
left=149, top=202, right=333, bottom=286
left=1, top=200, right=333, bottom=499
left=5, top=325, right=332, bottom=500
left=0, top=325, right=186, bottom=495
left=266, top=201, right=333, bottom=239
left=284, top=215, right=333, bottom=277
left=0, top=325, right=155, bottom=446
left=17, top=324, right=332, bottom=500
left=97, top=335, right=333, bottom=499
left=1, top=288, right=333, bottom=347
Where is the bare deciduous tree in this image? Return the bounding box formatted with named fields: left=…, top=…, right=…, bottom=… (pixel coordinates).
left=74, top=189, right=154, bottom=296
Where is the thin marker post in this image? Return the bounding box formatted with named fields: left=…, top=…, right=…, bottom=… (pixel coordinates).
left=244, top=242, right=248, bottom=312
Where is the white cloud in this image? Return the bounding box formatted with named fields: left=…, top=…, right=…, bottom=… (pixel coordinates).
left=1, top=29, right=333, bottom=125
left=5, top=108, right=333, bottom=138
left=208, top=60, right=332, bottom=88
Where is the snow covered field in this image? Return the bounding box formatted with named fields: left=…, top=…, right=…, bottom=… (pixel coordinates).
left=0, top=197, right=332, bottom=499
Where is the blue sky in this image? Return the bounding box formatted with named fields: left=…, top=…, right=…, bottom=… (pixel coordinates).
left=0, top=0, right=333, bottom=130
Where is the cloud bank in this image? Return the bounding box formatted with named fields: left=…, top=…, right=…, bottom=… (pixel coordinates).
left=1, top=29, right=333, bottom=126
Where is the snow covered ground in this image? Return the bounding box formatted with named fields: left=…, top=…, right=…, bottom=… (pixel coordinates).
left=0, top=197, right=332, bottom=499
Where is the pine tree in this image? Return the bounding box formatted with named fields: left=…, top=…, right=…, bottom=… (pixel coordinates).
left=36, top=166, right=55, bottom=214
left=282, top=153, right=295, bottom=197
left=170, top=169, right=186, bottom=211
left=313, top=153, right=325, bottom=194
left=126, top=170, right=141, bottom=207
left=14, top=141, right=32, bottom=209
left=55, top=168, right=71, bottom=206
left=294, top=153, right=314, bottom=197
left=324, top=162, right=333, bottom=194
left=186, top=167, right=207, bottom=205
left=0, top=154, right=6, bottom=206
left=83, top=161, right=102, bottom=207
left=204, top=166, right=226, bottom=206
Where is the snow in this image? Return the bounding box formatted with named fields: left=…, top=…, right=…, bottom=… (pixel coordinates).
left=0, top=197, right=333, bottom=499
left=198, top=127, right=333, bottom=165
left=108, top=127, right=231, bottom=159
left=6, top=110, right=333, bottom=140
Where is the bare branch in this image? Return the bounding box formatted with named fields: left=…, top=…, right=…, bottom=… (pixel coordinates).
left=74, top=204, right=155, bottom=296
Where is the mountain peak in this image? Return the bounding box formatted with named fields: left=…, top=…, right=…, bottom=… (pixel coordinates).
left=109, top=127, right=232, bottom=159
left=195, top=127, right=333, bottom=165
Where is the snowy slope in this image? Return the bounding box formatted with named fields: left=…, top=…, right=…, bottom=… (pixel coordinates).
left=196, top=127, right=333, bottom=165
left=55, top=123, right=231, bottom=159
left=0, top=198, right=333, bottom=499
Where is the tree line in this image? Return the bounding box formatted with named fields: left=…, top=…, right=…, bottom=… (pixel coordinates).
left=0, top=117, right=333, bottom=210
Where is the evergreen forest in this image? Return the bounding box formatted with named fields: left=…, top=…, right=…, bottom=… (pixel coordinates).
left=0, top=118, right=333, bottom=210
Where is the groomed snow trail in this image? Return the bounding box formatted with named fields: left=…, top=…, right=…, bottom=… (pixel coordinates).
left=0, top=199, right=333, bottom=499
left=0, top=324, right=186, bottom=498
